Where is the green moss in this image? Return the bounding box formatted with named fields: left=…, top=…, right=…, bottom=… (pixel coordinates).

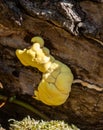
left=9, top=116, right=79, bottom=130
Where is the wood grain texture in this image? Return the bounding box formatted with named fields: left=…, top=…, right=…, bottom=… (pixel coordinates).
left=0, top=0, right=103, bottom=129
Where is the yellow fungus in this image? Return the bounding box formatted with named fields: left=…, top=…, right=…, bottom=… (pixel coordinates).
left=31, top=36, right=44, bottom=47
left=16, top=36, right=74, bottom=106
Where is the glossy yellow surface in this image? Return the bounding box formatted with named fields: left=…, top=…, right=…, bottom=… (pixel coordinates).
left=16, top=36, right=73, bottom=106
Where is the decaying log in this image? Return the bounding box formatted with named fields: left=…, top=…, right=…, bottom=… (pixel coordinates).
left=0, top=0, right=103, bottom=130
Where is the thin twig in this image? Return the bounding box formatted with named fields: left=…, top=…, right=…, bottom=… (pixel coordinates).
left=0, top=94, right=50, bottom=120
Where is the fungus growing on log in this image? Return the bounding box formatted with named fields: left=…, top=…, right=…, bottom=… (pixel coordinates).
left=16, top=36, right=74, bottom=106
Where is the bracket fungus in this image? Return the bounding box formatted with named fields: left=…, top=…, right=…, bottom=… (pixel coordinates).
left=16, top=36, right=74, bottom=106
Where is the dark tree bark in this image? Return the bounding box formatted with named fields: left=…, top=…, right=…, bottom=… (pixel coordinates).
left=0, top=0, right=103, bottom=130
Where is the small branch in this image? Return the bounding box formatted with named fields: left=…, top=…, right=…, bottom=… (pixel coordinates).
left=73, top=79, right=103, bottom=92
left=0, top=94, right=50, bottom=120
left=0, top=94, right=7, bottom=101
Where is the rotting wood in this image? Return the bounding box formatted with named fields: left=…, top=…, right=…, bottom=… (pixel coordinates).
left=0, top=0, right=103, bottom=130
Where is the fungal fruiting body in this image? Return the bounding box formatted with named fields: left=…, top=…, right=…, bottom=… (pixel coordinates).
left=16, top=36, right=74, bottom=106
